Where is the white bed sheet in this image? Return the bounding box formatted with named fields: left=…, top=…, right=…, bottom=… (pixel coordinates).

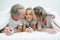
left=0, top=32, right=60, bottom=40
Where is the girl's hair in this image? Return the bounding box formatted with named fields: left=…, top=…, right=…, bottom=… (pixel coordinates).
left=33, top=6, right=47, bottom=21
left=10, top=4, right=24, bottom=16
left=26, top=7, right=32, bottom=14
left=26, top=7, right=32, bottom=10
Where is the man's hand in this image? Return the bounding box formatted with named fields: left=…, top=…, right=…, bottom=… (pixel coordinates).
left=4, top=26, right=14, bottom=36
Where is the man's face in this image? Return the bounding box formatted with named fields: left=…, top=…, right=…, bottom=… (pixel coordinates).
left=18, top=9, right=26, bottom=19
left=12, top=15, right=19, bottom=21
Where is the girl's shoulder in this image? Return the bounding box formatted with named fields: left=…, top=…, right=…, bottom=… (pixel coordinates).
left=31, top=19, right=37, bottom=24
left=22, top=19, right=28, bottom=24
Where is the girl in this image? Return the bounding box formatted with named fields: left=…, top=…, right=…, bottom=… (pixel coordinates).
left=23, top=8, right=37, bottom=32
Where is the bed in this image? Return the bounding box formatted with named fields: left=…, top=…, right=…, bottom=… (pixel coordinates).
left=0, top=31, right=60, bottom=40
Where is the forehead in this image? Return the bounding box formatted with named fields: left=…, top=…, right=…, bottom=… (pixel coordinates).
left=18, top=9, right=26, bottom=14
left=26, top=10, right=32, bottom=12
left=17, top=9, right=25, bottom=12
left=26, top=10, right=32, bottom=14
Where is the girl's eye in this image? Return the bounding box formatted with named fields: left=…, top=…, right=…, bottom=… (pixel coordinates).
left=26, top=14, right=31, bottom=15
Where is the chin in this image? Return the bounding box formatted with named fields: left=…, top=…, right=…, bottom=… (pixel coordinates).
left=27, top=19, right=31, bottom=21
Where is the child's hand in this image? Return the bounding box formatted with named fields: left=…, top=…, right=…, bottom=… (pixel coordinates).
left=4, top=26, right=14, bottom=36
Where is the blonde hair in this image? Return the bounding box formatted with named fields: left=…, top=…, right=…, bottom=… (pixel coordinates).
left=33, top=6, right=47, bottom=21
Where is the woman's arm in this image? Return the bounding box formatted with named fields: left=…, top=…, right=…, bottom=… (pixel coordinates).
left=37, top=21, right=42, bottom=31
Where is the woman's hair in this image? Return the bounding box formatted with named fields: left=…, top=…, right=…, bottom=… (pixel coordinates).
left=33, top=6, right=47, bottom=21
left=10, top=4, right=24, bottom=16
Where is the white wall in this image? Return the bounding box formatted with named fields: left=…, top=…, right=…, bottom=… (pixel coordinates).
left=0, top=0, right=60, bottom=15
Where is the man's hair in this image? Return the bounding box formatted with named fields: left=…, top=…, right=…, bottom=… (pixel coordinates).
left=10, top=4, right=24, bottom=16
left=33, top=6, right=47, bottom=21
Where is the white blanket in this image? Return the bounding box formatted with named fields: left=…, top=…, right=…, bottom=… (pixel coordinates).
left=0, top=32, right=60, bottom=40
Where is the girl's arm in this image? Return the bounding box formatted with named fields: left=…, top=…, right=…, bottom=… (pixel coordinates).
left=32, top=24, right=36, bottom=31
left=22, top=24, right=26, bottom=32
left=16, top=25, right=23, bottom=32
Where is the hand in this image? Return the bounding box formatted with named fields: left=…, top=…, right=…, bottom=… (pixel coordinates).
left=4, top=26, right=14, bottom=36
left=25, top=28, right=33, bottom=32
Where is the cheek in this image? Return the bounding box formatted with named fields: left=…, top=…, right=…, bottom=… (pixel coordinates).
left=15, top=17, right=18, bottom=19
left=20, top=14, right=25, bottom=18
left=26, top=16, right=32, bottom=21
left=12, top=16, right=19, bottom=20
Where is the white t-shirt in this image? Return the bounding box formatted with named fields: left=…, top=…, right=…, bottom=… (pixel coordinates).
left=8, top=18, right=23, bottom=29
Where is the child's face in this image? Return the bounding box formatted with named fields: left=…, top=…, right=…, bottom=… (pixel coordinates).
left=26, top=10, right=33, bottom=21
left=26, top=15, right=32, bottom=21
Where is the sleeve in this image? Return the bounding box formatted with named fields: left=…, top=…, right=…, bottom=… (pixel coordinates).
left=7, top=20, right=17, bottom=28
left=22, top=19, right=29, bottom=27
left=22, top=19, right=28, bottom=25
left=18, top=20, right=23, bottom=25
left=31, top=20, right=37, bottom=25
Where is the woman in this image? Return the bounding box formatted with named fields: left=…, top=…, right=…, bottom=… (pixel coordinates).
left=33, top=6, right=56, bottom=34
